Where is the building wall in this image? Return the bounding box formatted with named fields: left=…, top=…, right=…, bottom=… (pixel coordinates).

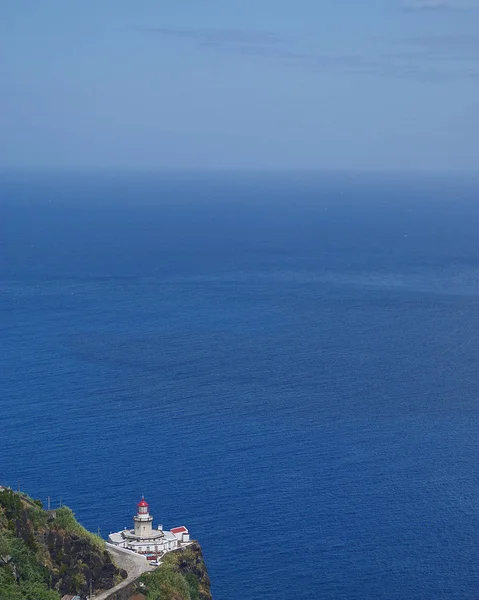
left=134, top=519, right=153, bottom=537
left=126, top=539, right=177, bottom=554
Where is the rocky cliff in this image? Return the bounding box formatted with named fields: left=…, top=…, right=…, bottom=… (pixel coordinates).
left=0, top=487, right=212, bottom=600
left=0, top=487, right=126, bottom=599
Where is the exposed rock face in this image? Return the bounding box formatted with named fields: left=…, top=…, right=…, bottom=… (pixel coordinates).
left=174, top=542, right=212, bottom=600
left=43, top=529, right=127, bottom=596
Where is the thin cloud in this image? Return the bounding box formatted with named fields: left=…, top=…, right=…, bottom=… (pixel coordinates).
left=404, top=34, right=479, bottom=51
left=394, top=34, right=479, bottom=64
left=379, top=32, right=479, bottom=80
left=138, top=26, right=479, bottom=82
left=400, top=0, right=479, bottom=9
left=138, top=27, right=283, bottom=46
left=279, top=50, right=462, bottom=81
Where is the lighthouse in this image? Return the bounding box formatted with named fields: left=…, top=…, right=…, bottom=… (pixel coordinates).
left=108, top=497, right=189, bottom=556
left=134, top=497, right=154, bottom=537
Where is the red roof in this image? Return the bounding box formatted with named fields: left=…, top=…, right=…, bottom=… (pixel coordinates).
left=171, top=526, right=188, bottom=534
left=138, top=498, right=149, bottom=508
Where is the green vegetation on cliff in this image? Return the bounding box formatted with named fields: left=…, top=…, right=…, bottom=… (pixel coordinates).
left=53, top=506, right=105, bottom=552
left=0, top=488, right=126, bottom=599
left=0, top=489, right=57, bottom=600
left=139, top=543, right=212, bottom=600
left=0, top=488, right=212, bottom=600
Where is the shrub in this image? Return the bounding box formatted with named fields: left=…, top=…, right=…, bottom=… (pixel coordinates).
left=52, top=507, right=105, bottom=551
left=143, top=567, right=191, bottom=600
left=26, top=507, right=48, bottom=530
left=0, top=490, right=22, bottom=520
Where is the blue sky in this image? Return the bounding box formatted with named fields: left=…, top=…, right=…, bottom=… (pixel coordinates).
left=2, top=0, right=478, bottom=171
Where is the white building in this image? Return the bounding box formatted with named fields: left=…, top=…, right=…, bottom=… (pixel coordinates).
left=108, top=498, right=189, bottom=557
left=171, top=526, right=190, bottom=544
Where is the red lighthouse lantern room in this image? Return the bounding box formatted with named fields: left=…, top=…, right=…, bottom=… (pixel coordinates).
left=137, top=498, right=149, bottom=515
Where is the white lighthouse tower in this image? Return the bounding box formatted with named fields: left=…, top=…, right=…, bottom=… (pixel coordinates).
left=134, top=497, right=154, bottom=537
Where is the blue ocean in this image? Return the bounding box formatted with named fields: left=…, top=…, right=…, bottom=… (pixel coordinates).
left=2, top=171, right=479, bottom=599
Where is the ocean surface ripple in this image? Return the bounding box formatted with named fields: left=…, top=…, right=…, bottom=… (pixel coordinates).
left=2, top=172, right=479, bottom=599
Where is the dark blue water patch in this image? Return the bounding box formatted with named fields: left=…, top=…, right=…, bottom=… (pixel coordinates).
left=2, top=172, right=479, bottom=599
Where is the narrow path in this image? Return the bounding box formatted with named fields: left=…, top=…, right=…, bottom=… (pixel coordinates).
left=93, top=545, right=153, bottom=600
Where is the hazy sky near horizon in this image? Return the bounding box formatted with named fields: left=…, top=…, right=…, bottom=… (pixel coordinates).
left=2, top=1, right=479, bottom=172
